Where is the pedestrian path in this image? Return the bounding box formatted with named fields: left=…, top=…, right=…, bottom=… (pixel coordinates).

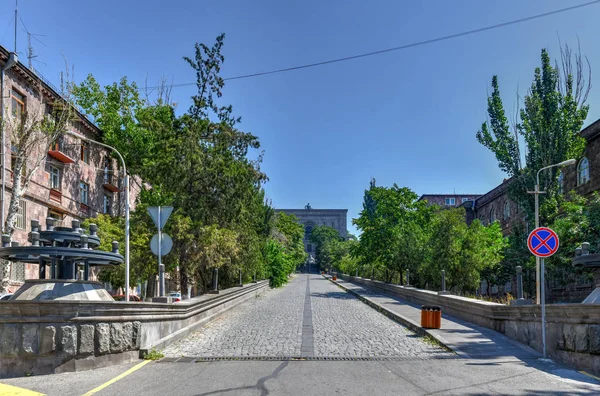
left=163, top=274, right=452, bottom=359
left=330, top=276, right=541, bottom=360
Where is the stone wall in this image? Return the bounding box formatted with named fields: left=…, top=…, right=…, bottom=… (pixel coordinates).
left=0, top=280, right=268, bottom=378
left=340, top=274, right=600, bottom=375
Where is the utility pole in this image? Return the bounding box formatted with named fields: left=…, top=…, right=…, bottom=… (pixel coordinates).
left=27, top=32, right=37, bottom=69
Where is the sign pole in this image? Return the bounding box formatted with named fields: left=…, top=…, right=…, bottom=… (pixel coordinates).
left=527, top=226, right=558, bottom=360
left=158, top=206, right=164, bottom=297
left=541, top=257, right=547, bottom=358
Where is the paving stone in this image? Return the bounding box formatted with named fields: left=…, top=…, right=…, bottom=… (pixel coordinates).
left=95, top=323, right=110, bottom=355
left=60, top=325, right=77, bottom=356
left=164, top=275, right=450, bottom=359
left=79, top=324, right=95, bottom=355
left=22, top=324, right=38, bottom=355
left=164, top=275, right=304, bottom=358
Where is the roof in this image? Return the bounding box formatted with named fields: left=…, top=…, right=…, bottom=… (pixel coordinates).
left=0, top=45, right=101, bottom=136
left=580, top=118, right=600, bottom=141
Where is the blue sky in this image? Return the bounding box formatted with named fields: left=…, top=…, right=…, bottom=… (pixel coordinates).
left=1, top=0, right=599, bottom=235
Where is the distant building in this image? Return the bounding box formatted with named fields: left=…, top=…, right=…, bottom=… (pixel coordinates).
left=275, top=204, right=348, bottom=255
left=417, top=194, right=482, bottom=207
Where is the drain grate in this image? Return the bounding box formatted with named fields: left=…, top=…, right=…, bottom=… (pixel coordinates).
left=159, top=354, right=458, bottom=363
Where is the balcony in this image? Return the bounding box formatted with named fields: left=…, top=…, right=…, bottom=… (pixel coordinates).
left=49, top=189, right=62, bottom=203
left=80, top=203, right=90, bottom=216
left=48, top=138, right=75, bottom=164
left=102, top=173, right=120, bottom=193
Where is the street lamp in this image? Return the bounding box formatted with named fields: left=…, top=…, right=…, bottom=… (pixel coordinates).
left=528, top=158, right=576, bottom=304
left=65, top=130, right=131, bottom=302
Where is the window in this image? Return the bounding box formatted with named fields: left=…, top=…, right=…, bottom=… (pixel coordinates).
left=445, top=197, right=456, bottom=206
left=11, top=89, right=25, bottom=123
left=103, top=194, right=113, bottom=215
left=307, top=244, right=312, bottom=253
left=503, top=201, right=511, bottom=220
left=103, top=157, right=111, bottom=184
left=578, top=158, right=590, bottom=186
left=81, top=142, right=90, bottom=164
left=50, top=166, right=61, bottom=190
left=48, top=210, right=63, bottom=227
left=461, top=197, right=469, bottom=203
left=490, top=208, right=497, bottom=223
left=15, top=199, right=26, bottom=230
left=557, top=170, right=564, bottom=194
left=79, top=181, right=89, bottom=205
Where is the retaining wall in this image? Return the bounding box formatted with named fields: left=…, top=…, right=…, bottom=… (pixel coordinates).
left=0, top=280, right=268, bottom=377
left=340, top=274, right=600, bottom=375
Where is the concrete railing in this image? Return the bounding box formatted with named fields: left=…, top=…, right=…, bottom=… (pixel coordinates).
left=340, top=275, right=600, bottom=375
left=0, top=280, right=268, bottom=378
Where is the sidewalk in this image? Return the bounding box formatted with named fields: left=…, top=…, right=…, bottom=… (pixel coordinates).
left=328, top=276, right=541, bottom=360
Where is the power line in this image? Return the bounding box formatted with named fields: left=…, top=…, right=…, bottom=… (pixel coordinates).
left=138, top=0, right=600, bottom=90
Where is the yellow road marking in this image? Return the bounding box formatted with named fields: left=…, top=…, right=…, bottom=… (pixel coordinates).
left=0, top=383, right=45, bottom=395
left=81, top=360, right=152, bottom=396
left=579, top=370, right=600, bottom=382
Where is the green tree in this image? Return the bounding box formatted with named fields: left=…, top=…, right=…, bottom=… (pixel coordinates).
left=309, top=225, right=342, bottom=270
left=476, top=45, right=590, bottom=221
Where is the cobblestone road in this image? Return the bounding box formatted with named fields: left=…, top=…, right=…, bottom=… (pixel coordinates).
left=163, top=274, right=450, bottom=358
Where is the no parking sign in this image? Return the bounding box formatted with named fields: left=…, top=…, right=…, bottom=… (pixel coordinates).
left=528, top=227, right=559, bottom=258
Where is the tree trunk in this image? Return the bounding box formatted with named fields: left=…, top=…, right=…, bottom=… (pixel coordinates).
left=5, top=162, right=25, bottom=237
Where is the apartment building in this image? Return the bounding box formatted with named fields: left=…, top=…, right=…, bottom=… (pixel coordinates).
left=0, top=45, right=140, bottom=293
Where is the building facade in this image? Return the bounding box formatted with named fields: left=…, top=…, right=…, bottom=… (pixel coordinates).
left=418, top=194, right=482, bottom=207
left=0, top=45, right=140, bottom=293
left=275, top=204, right=348, bottom=256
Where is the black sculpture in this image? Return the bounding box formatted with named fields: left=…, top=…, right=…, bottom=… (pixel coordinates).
left=0, top=218, right=124, bottom=301
left=572, top=242, right=600, bottom=303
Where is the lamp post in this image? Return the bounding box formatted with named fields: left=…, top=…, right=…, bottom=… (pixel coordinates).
left=65, top=131, right=130, bottom=302
left=528, top=158, right=576, bottom=304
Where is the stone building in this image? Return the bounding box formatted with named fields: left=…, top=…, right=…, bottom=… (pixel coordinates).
left=274, top=204, right=348, bottom=256
left=417, top=194, right=482, bottom=207
left=0, top=45, right=141, bottom=293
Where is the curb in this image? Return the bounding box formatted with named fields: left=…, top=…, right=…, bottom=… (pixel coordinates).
left=324, top=275, right=470, bottom=358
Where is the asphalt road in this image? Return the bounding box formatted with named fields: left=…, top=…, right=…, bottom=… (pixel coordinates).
left=2, top=274, right=600, bottom=395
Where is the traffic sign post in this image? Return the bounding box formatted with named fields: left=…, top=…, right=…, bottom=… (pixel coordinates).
left=527, top=227, right=560, bottom=360
left=148, top=206, right=173, bottom=297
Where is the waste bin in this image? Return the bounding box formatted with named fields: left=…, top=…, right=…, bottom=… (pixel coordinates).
left=420, top=305, right=442, bottom=329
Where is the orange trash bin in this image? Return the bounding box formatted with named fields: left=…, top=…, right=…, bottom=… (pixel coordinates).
left=431, top=306, right=442, bottom=329
left=420, top=306, right=431, bottom=328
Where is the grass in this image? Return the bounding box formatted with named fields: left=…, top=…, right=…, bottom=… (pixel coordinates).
left=143, top=348, right=165, bottom=360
